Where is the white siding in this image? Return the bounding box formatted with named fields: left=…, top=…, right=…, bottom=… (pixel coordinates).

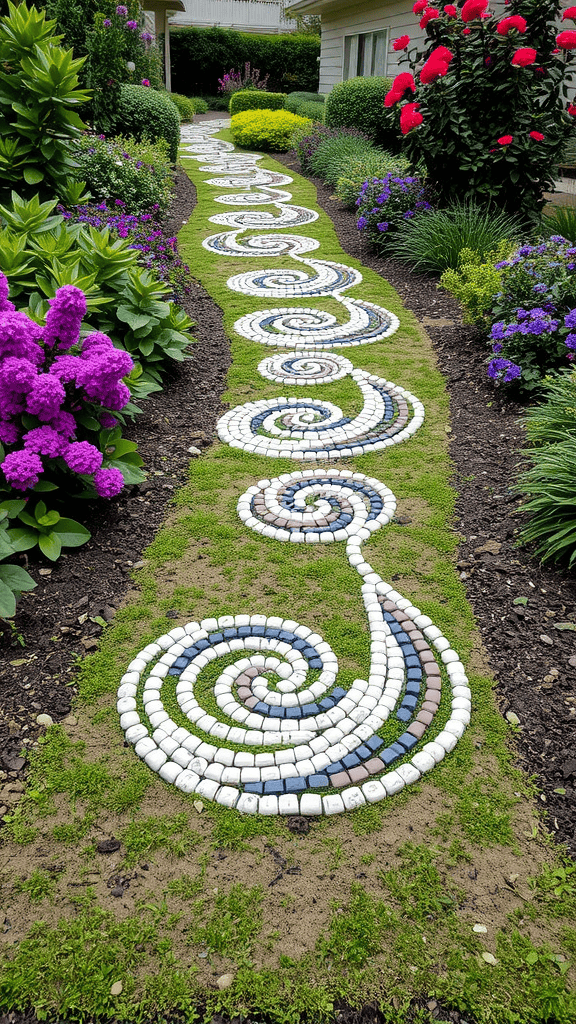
left=170, top=0, right=289, bottom=34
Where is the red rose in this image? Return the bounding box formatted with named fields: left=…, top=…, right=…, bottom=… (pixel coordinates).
left=529, top=131, right=544, bottom=141
left=444, top=4, right=458, bottom=15
left=511, top=47, right=537, bottom=66
left=462, top=28, right=471, bottom=34
left=420, top=58, right=449, bottom=83
left=400, top=102, right=423, bottom=135
left=496, top=15, right=526, bottom=35
left=393, top=35, right=411, bottom=50
left=420, top=7, right=440, bottom=29
left=556, top=30, right=576, bottom=49
left=384, top=71, right=416, bottom=107
left=461, top=0, right=489, bottom=23
left=413, top=0, right=428, bottom=13
left=568, top=104, right=576, bottom=115
left=562, top=6, right=576, bottom=20
left=432, top=44, right=454, bottom=63
left=497, top=135, right=513, bottom=145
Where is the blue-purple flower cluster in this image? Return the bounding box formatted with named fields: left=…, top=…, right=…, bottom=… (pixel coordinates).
left=355, top=173, right=433, bottom=246
left=0, top=274, right=132, bottom=498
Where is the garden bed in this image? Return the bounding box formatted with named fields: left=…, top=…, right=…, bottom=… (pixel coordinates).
left=0, top=152, right=575, bottom=865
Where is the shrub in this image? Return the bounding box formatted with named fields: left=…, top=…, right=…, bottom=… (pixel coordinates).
left=440, top=243, right=513, bottom=326
left=292, top=123, right=372, bottom=175
left=356, top=173, right=434, bottom=250
left=170, top=26, right=320, bottom=95
left=286, top=91, right=325, bottom=106
left=189, top=96, right=208, bottom=114
left=218, top=62, right=268, bottom=95
left=0, top=273, right=145, bottom=509
left=70, top=134, right=174, bottom=216
left=309, top=135, right=378, bottom=186
left=514, top=369, right=576, bottom=567
left=229, top=91, right=286, bottom=115
left=168, top=92, right=196, bottom=121
left=324, top=76, right=396, bottom=149
left=231, top=110, right=312, bottom=152
left=334, top=151, right=411, bottom=208
left=0, top=193, right=194, bottom=388
left=388, top=202, right=523, bottom=273
left=0, top=1, right=89, bottom=202
left=117, top=85, right=181, bottom=162
left=199, top=94, right=230, bottom=112
left=387, top=2, right=576, bottom=224
left=285, top=92, right=325, bottom=119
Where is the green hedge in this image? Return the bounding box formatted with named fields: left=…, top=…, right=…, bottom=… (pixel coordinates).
left=324, top=76, right=397, bottom=150
left=170, top=26, right=320, bottom=95
left=231, top=109, right=312, bottom=152
left=229, top=90, right=286, bottom=115
left=117, top=85, right=180, bottom=162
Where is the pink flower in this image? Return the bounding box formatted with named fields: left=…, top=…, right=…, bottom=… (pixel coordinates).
left=1, top=449, right=43, bottom=491
left=141, top=79, right=150, bottom=87
left=413, top=0, right=428, bottom=13
left=511, top=47, right=537, bottom=67
left=497, top=134, right=513, bottom=145
left=562, top=6, right=576, bottom=21
left=496, top=15, right=526, bottom=35
left=94, top=466, right=124, bottom=498
left=26, top=375, right=66, bottom=422
left=444, top=4, right=457, bottom=15
left=461, top=0, right=489, bottom=23
left=420, top=7, right=440, bottom=28
left=400, top=102, right=423, bottom=134
left=64, top=441, right=103, bottom=475
left=556, top=30, right=576, bottom=50
left=23, top=426, right=68, bottom=458
left=568, top=103, right=576, bottom=115
left=384, top=72, right=416, bottom=106
left=42, top=285, right=86, bottom=351
left=420, top=48, right=453, bottom=84
left=0, top=421, right=20, bottom=445
left=393, top=35, right=410, bottom=51
left=0, top=273, right=14, bottom=313
left=529, top=131, right=544, bottom=141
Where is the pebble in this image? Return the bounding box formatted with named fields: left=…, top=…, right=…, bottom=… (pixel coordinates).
left=216, top=973, right=235, bottom=990
left=110, top=982, right=123, bottom=996
left=36, top=713, right=54, bottom=727
left=188, top=446, right=202, bottom=456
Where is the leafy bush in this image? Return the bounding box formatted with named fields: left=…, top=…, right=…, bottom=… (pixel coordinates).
left=388, top=202, right=523, bottom=273
left=189, top=96, right=208, bottom=114
left=0, top=502, right=36, bottom=617
left=334, top=151, right=411, bottom=208
left=117, top=84, right=181, bottom=162
left=285, top=91, right=325, bottom=119
left=356, top=174, right=434, bottom=250
left=292, top=123, right=372, bottom=175
left=231, top=109, right=312, bottom=152
left=71, top=134, right=174, bottom=216
left=218, top=62, right=268, bottom=95
left=294, top=100, right=324, bottom=122
left=0, top=193, right=194, bottom=388
left=168, top=92, right=196, bottom=122
left=229, top=91, right=286, bottom=115
left=0, top=1, right=89, bottom=202
left=324, top=76, right=396, bottom=149
left=0, top=273, right=145, bottom=512
left=514, top=369, right=576, bottom=567
left=170, top=26, right=320, bottom=95
left=309, top=135, right=378, bottom=187
left=440, top=243, right=514, bottom=326
left=387, top=1, right=576, bottom=224
left=286, top=91, right=325, bottom=106
left=199, top=94, right=230, bottom=112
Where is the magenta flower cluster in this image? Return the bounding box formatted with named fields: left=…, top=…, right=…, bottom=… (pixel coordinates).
left=0, top=274, right=132, bottom=499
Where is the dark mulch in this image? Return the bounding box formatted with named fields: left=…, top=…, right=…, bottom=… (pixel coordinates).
left=0, top=135, right=574, bottom=877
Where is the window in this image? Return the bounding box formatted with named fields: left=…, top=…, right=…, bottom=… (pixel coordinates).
left=343, top=30, right=388, bottom=80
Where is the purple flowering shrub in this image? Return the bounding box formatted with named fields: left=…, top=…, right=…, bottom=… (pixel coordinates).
left=0, top=273, right=145, bottom=506
left=355, top=174, right=433, bottom=249
left=60, top=202, right=191, bottom=305
left=217, top=63, right=269, bottom=95
left=293, top=124, right=372, bottom=176
left=71, top=134, right=174, bottom=216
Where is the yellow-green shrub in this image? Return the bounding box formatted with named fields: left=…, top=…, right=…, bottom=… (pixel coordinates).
left=230, top=109, right=312, bottom=152
left=440, top=243, right=514, bottom=327
left=229, top=91, right=286, bottom=115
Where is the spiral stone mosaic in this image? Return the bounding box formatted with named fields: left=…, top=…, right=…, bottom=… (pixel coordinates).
left=117, top=123, right=471, bottom=815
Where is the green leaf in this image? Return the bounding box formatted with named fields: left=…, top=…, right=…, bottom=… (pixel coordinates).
left=553, top=622, right=576, bottom=631
left=23, top=166, right=44, bottom=185
left=38, top=531, right=62, bottom=561
left=37, top=511, right=61, bottom=528
left=0, top=563, right=36, bottom=592
left=6, top=527, right=38, bottom=552
left=52, top=519, right=91, bottom=547
left=0, top=578, right=16, bottom=618
left=116, top=305, right=152, bottom=331
left=513, top=597, right=528, bottom=606
left=0, top=500, right=26, bottom=517
left=33, top=480, right=59, bottom=492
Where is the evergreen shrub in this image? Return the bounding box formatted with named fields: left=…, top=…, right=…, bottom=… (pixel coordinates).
left=334, top=151, right=411, bottom=208
left=324, top=76, right=395, bottom=148
left=117, top=85, right=180, bottom=162
left=229, top=91, right=286, bottom=115
left=231, top=110, right=312, bottom=151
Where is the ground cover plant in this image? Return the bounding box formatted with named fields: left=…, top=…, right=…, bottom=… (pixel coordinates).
left=384, top=0, right=576, bottom=224
left=0, top=127, right=574, bottom=1024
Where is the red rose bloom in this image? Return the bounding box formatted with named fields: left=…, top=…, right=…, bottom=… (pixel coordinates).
left=562, top=6, right=576, bottom=21
left=420, top=45, right=454, bottom=84
left=511, top=47, right=537, bottom=66
left=529, top=131, right=544, bottom=141
left=461, top=0, right=489, bottom=23
left=444, top=4, right=458, bottom=15
left=568, top=104, right=576, bottom=115
left=393, top=35, right=410, bottom=50
left=496, top=15, right=526, bottom=35
left=556, top=30, right=576, bottom=49
left=420, top=7, right=440, bottom=29
left=413, top=0, right=428, bottom=13
left=462, top=28, right=471, bottom=34
left=498, top=135, right=513, bottom=145
left=400, top=102, right=423, bottom=135
left=384, top=71, right=416, bottom=107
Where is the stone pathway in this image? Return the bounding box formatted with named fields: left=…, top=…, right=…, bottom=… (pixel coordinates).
left=115, top=123, right=471, bottom=817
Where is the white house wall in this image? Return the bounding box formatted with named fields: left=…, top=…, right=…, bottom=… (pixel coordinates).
left=170, top=0, right=289, bottom=34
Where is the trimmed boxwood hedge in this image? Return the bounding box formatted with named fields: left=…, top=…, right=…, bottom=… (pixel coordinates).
left=229, top=91, right=286, bottom=115
left=231, top=109, right=312, bottom=152
left=118, top=85, right=180, bottom=162
left=324, top=76, right=397, bottom=150
left=170, top=26, right=320, bottom=96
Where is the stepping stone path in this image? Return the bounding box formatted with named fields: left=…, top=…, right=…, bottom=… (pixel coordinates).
left=116, top=122, right=471, bottom=816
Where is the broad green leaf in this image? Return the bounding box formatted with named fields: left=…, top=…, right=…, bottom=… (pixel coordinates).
left=0, top=578, right=16, bottom=618
left=38, top=531, right=62, bottom=561
left=0, top=563, right=36, bottom=591
left=52, top=519, right=91, bottom=547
